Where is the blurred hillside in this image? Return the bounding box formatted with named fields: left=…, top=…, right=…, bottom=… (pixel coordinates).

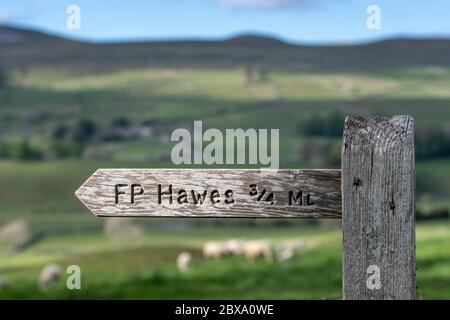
left=1, top=25, right=450, bottom=71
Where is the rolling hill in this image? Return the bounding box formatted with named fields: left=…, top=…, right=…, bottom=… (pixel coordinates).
left=1, top=24, right=449, bottom=72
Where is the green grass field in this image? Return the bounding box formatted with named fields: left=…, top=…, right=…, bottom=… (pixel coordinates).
left=0, top=221, right=449, bottom=299
left=1, top=63, right=449, bottom=299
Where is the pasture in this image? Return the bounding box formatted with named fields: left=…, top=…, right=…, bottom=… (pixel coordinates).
left=0, top=220, right=450, bottom=299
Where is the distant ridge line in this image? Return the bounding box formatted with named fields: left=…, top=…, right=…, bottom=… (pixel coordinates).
left=1, top=23, right=449, bottom=48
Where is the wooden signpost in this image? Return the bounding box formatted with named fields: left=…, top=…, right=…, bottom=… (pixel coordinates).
left=75, top=115, right=416, bottom=300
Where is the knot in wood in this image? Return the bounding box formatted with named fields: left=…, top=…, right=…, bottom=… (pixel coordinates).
left=353, top=177, right=362, bottom=187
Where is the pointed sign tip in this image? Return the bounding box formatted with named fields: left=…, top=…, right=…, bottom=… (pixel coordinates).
left=74, top=187, right=81, bottom=199
left=74, top=182, right=99, bottom=217
left=74, top=168, right=101, bottom=200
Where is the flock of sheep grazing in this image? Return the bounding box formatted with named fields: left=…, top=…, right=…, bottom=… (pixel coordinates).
left=177, top=239, right=308, bottom=273
left=0, top=239, right=308, bottom=290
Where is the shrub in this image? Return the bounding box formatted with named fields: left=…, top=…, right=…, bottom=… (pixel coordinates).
left=142, top=118, right=156, bottom=126
left=298, top=138, right=341, bottom=167
left=71, top=119, right=97, bottom=142
left=0, top=142, right=9, bottom=158
left=298, top=111, right=345, bottom=137
left=416, top=207, right=449, bottom=221
left=0, top=68, right=7, bottom=90
left=111, top=116, right=130, bottom=128
left=9, top=140, right=42, bottom=161
left=50, top=141, right=84, bottom=158
left=416, top=127, right=450, bottom=159
left=52, top=124, right=69, bottom=140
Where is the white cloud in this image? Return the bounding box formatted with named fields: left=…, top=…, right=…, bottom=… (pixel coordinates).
left=213, top=0, right=313, bottom=9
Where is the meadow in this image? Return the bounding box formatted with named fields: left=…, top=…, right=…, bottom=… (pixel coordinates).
left=1, top=220, right=450, bottom=299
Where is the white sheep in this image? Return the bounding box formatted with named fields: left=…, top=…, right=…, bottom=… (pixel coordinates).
left=0, top=219, right=30, bottom=252
left=281, top=239, right=308, bottom=252
left=277, top=248, right=294, bottom=262
left=38, top=263, right=62, bottom=288
left=225, top=239, right=246, bottom=256
left=177, top=252, right=193, bottom=272
left=243, top=240, right=273, bottom=262
left=0, top=278, right=10, bottom=290
left=203, top=241, right=229, bottom=258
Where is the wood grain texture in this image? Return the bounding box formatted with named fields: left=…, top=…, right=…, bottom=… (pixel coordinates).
left=342, top=116, right=416, bottom=300
left=75, top=169, right=342, bottom=218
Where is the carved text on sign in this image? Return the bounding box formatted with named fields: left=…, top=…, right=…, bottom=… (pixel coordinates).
left=114, top=183, right=316, bottom=207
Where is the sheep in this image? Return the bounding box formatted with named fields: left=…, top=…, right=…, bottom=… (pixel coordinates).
left=281, top=239, right=308, bottom=252
left=0, top=278, right=10, bottom=290
left=103, top=218, right=144, bottom=242
left=243, top=240, right=273, bottom=262
left=275, top=239, right=308, bottom=263
left=38, top=263, right=62, bottom=288
left=202, top=241, right=229, bottom=259
left=224, top=239, right=246, bottom=256
left=0, top=219, right=31, bottom=252
left=177, top=252, right=192, bottom=272
left=277, top=248, right=294, bottom=263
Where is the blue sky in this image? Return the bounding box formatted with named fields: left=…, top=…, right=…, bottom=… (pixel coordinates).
left=0, top=0, right=449, bottom=44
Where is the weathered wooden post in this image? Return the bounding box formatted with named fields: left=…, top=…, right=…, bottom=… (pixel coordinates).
left=342, top=116, right=416, bottom=299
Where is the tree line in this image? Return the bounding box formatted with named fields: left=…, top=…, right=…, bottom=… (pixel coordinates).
left=0, top=116, right=154, bottom=161
left=298, top=111, right=450, bottom=160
